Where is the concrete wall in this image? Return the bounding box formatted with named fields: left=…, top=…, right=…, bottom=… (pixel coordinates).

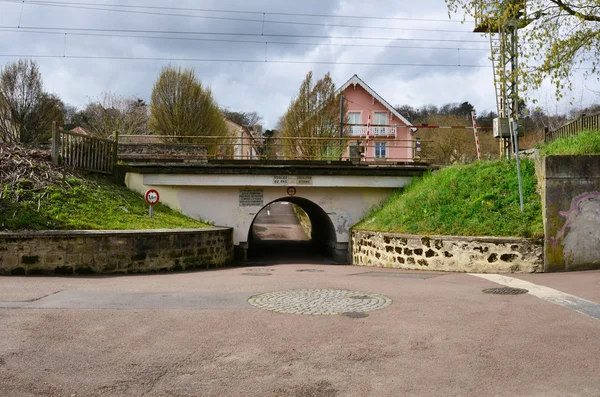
left=0, top=228, right=233, bottom=275
left=542, top=155, right=600, bottom=272
left=125, top=172, right=400, bottom=261
left=352, top=230, right=543, bottom=273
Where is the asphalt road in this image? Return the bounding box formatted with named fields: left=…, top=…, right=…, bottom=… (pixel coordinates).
left=1, top=267, right=600, bottom=397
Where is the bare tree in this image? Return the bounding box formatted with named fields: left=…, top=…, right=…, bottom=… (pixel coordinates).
left=222, top=109, right=263, bottom=129
left=416, top=114, right=499, bottom=164
left=82, top=93, right=148, bottom=138
left=0, top=59, right=64, bottom=145
left=149, top=65, right=229, bottom=157
left=279, top=71, right=346, bottom=160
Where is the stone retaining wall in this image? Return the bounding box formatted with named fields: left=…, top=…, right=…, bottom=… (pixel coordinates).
left=0, top=228, right=233, bottom=275
left=118, top=143, right=208, bottom=163
left=352, top=230, right=543, bottom=273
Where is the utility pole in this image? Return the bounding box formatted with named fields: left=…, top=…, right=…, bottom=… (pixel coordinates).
left=474, top=0, right=529, bottom=213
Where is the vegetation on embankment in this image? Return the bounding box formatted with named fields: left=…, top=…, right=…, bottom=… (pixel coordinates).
left=0, top=146, right=209, bottom=231
left=540, top=130, right=600, bottom=156
left=354, top=159, right=543, bottom=238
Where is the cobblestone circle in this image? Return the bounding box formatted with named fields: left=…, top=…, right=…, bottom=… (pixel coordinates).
left=248, top=289, right=392, bottom=315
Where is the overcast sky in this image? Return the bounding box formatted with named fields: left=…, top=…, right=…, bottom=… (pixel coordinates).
left=0, top=0, right=598, bottom=128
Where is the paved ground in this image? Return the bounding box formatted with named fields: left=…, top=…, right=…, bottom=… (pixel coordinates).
left=2, top=207, right=599, bottom=396
left=1, top=266, right=600, bottom=397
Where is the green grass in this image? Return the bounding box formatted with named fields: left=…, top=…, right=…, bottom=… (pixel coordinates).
left=0, top=176, right=210, bottom=231
left=354, top=159, right=543, bottom=238
left=541, top=130, right=600, bottom=156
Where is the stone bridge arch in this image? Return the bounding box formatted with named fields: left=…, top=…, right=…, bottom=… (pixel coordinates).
left=247, top=197, right=338, bottom=261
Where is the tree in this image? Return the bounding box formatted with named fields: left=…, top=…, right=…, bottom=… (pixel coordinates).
left=222, top=109, right=263, bottom=129
left=445, top=0, right=600, bottom=98
left=415, top=114, right=498, bottom=164
left=149, top=66, right=228, bottom=157
left=81, top=93, right=148, bottom=138
left=0, top=59, right=64, bottom=145
left=278, top=71, right=346, bottom=160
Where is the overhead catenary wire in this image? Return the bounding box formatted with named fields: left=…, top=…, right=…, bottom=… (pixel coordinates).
left=0, top=25, right=491, bottom=44
left=1, top=0, right=472, bottom=23
left=0, top=28, right=491, bottom=51
left=0, top=0, right=477, bottom=33
left=0, top=53, right=493, bottom=68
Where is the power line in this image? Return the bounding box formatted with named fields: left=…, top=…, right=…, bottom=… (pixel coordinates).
left=2, top=0, right=471, bottom=23
left=0, top=53, right=492, bottom=67
left=0, top=0, right=476, bottom=33
left=0, top=28, right=491, bottom=51
left=0, top=25, right=490, bottom=44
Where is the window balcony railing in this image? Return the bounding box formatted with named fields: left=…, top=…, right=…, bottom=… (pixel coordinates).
left=347, top=124, right=397, bottom=137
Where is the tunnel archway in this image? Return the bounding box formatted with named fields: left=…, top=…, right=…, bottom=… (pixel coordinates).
left=247, top=197, right=338, bottom=263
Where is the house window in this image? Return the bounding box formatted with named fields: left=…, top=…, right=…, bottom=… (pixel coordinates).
left=374, top=112, right=387, bottom=125
left=375, top=142, right=387, bottom=158
left=348, top=112, right=361, bottom=125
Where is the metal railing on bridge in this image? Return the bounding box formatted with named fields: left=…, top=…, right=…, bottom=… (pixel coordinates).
left=118, top=134, right=433, bottom=164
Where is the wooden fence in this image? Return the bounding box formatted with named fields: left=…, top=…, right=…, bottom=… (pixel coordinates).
left=545, top=113, right=600, bottom=143
left=52, top=125, right=118, bottom=174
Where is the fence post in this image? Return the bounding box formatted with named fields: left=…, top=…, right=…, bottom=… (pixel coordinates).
left=51, top=121, right=60, bottom=164
left=112, top=131, right=119, bottom=175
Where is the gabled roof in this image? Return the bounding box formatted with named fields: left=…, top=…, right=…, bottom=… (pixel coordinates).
left=339, top=74, right=413, bottom=126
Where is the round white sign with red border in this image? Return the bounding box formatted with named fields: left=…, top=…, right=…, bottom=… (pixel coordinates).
left=145, top=189, right=160, bottom=206
left=287, top=187, right=297, bottom=196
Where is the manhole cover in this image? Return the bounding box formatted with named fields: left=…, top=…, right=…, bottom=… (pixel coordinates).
left=342, top=312, right=369, bottom=318
left=244, top=268, right=275, bottom=272
left=482, top=287, right=528, bottom=295
left=248, top=289, right=392, bottom=315
left=242, top=273, right=273, bottom=277
left=296, top=269, right=324, bottom=273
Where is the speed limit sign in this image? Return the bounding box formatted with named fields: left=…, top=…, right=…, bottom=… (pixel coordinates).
left=145, top=189, right=160, bottom=218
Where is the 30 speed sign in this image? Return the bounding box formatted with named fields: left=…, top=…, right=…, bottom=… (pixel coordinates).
left=145, top=189, right=160, bottom=206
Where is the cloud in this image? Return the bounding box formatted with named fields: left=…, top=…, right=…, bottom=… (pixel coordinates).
left=0, top=0, right=597, bottom=128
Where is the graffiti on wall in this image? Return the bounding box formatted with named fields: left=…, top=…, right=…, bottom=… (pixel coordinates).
left=551, top=191, right=600, bottom=267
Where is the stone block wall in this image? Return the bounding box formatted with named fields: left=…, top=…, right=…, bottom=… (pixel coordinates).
left=542, top=155, right=600, bottom=271
left=118, top=143, right=208, bottom=163
left=0, top=228, right=233, bottom=275
left=352, top=230, right=543, bottom=273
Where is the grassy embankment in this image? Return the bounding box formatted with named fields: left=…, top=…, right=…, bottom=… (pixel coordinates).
left=355, top=159, right=543, bottom=238
left=0, top=147, right=210, bottom=231
left=540, top=130, right=600, bottom=156
left=355, top=130, right=600, bottom=238
left=0, top=176, right=210, bottom=231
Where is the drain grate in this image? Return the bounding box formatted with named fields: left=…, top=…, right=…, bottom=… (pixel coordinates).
left=242, top=273, right=273, bottom=277
left=342, top=312, right=369, bottom=318
left=244, top=268, right=275, bottom=272
left=297, top=269, right=325, bottom=273
left=483, top=287, right=528, bottom=295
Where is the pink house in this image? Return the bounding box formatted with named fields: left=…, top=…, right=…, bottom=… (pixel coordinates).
left=341, top=75, right=415, bottom=162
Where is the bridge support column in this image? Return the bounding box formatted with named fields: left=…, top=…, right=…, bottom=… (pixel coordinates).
left=235, top=242, right=248, bottom=262
left=333, top=242, right=350, bottom=264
